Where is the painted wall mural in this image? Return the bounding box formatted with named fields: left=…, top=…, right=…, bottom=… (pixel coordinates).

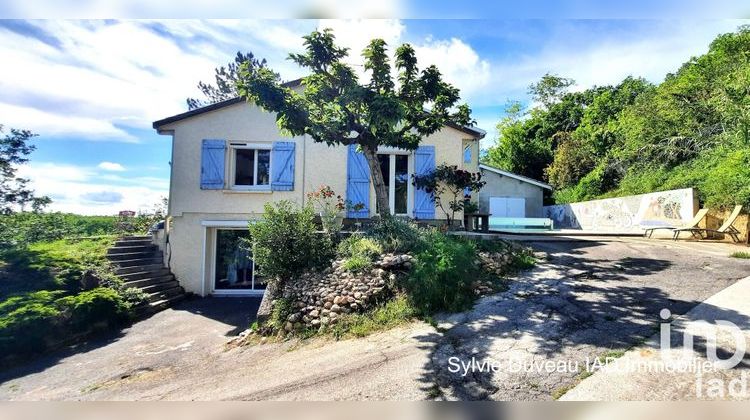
left=543, top=188, right=698, bottom=232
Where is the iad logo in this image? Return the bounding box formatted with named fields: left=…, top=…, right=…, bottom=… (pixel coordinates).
left=659, top=308, right=747, bottom=370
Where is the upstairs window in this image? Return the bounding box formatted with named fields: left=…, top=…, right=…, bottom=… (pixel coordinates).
left=230, top=143, right=271, bottom=190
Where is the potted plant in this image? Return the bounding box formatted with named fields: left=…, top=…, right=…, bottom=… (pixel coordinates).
left=307, top=185, right=346, bottom=234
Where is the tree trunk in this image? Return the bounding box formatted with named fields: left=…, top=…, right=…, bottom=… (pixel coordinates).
left=361, top=144, right=391, bottom=217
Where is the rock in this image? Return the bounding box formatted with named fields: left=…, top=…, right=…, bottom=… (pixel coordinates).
left=324, top=301, right=333, bottom=309
left=284, top=322, right=294, bottom=332
left=333, top=296, right=344, bottom=305
left=346, top=296, right=356, bottom=303
left=330, top=304, right=342, bottom=313
left=309, top=310, right=320, bottom=318
left=311, top=319, right=321, bottom=327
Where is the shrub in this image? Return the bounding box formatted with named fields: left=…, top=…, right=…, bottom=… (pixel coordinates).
left=0, top=288, right=130, bottom=357
left=730, top=252, right=750, bottom=259
left=365, top=217, right=424, bottom=253
left=400, top=231, right=479, bottom=314
left=337, top=236, right=382, bottom=272
left=412, top=164, right=485, bottom=226
left=248, top=201, right=334, bottom=288
left=0, top=237, right=141, bottom=361
left=56, top=287, right=130, bottom=330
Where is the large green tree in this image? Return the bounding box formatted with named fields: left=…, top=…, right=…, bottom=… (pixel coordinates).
left=0, top=125, right=50, bottom=214
left=236, top=29, right=474, bottom=216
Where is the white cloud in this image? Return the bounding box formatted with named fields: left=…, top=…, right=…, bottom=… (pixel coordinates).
left=318, top=19, right=405, bottom=58
left=413, top=37, right=491, bottom=100
left=16, top=162, right=168, bottom=215
left=0, top=20, right=315, bottom=141
left=317, top=19, right=490, bottom=101
left=474, top=20, right=746, bottom=107
left=0, top=103, right=137, bottom=142
left=98, top=161, right=126, bottom=171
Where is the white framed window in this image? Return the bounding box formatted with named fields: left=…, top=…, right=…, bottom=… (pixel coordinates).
left=229, top=142, right=272, bottom=190
left=376, top=150, right=413, bottom=216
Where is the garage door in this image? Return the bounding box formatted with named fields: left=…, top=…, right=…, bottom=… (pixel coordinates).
left=489, top=197, right=526, bottom=217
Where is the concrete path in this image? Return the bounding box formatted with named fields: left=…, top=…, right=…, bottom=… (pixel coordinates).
left=1, top=239, right=748, bottom=400
left=423, top=238, right=750, bottom=400
left=561, top=275, right=750, bottom=400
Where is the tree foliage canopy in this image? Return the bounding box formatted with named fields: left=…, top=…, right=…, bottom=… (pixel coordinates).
left=483, top=26, right=750, bottom=209
left=186, top=51, right=271, bottom=110
left=0, top=125, right=49, bottom=214
left=236, top=29, right=474, bottom=216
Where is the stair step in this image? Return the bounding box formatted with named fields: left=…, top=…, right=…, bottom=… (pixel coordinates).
left=125, top=275, right=175, bottom=289
left=119, top=268, right=171, bottom=282
left=107, top=245, right=157, bottom=255
left=115, top=263, right=165, bottom=275
left=113, top=257, right=163, bottom=268
left=146, top=294, right=186, bottom=312
left=147, top=285, right=184, bottom=303
left=107, top=251, right=158, bottom=261
left=114, top=239, right=152, bottom=247
left=119, top=235, right=152, bottom=241
left=140, top=280, right=180, bottom=294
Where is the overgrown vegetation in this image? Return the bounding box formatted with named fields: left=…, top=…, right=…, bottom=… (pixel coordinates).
left=325, top=295, right=417, bottom=339
left=337, top=235, right=383, bottom=272
left=0, top=237, right=145, bottom=362
left=400, top=230, right=480, bottom=313
left=483, top=26, right=750, bottom=209
left=247, top=200, right=334, bottom=288
left=251, top=207, right=535, bottom=341
left=0, top=212, right=162, bottom=248
left=730, top=251, right=750, bottom=259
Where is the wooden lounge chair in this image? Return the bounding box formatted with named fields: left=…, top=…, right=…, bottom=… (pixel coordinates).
left=673, top=205, right=743, bottom=242
left=643, top=208, right=708, bottom=238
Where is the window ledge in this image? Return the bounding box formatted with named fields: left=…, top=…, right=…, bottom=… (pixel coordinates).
left=223, top=189, right=272, bottom=194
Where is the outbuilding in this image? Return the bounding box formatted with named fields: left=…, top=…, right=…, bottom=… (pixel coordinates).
left=477, top=164, right=552, bottom=218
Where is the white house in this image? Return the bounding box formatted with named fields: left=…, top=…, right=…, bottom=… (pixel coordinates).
left=152, top=79, right=486, bottom=296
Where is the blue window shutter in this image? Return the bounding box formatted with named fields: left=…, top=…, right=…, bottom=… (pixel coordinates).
left=413, top=145, right=436, bottom=219
left=464, top=145, right=472, bottom=163
left=271, top=141, right=295, bottom=191
left=200, top=139, right=225, bottom=190
left=346, top=144, right=370, bottom=218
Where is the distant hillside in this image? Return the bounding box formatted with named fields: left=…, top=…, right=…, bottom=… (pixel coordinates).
left=483, top=26, right=750, bottom=208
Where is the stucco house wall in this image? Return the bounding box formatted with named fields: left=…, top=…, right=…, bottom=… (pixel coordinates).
left=478, top=166, right=549, bottom=217
left=154, top=95, right=483, bottom=296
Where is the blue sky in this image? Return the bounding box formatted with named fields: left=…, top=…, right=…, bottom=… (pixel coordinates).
left=1, top=18, right=747, bottom=214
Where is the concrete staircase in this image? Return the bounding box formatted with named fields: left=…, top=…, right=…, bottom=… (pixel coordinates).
left=108, top=236, right=186, bottom=314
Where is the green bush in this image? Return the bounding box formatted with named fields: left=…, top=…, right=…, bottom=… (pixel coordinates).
left=248, top=201, right=334, bottom=287
left=56, top=288, right=130, bottom=330
left=0, top=288, right=130, bottom=357
left=400, top=231, right=479, bottom=314
left=365, top=217, right=424, bottom=253
left=337, top=235, right=383, bottom=272
left=0, top=237, right=141, bottom=361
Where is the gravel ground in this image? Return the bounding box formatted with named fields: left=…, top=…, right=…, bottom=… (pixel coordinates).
left=1, top=238, right=748, bottom=401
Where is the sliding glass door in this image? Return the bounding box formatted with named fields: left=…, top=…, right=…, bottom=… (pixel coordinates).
left=213, top=229, right=265, bottom=293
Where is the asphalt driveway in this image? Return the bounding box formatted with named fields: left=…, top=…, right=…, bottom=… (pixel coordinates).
left=1, top=238, right=748, bottom=400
